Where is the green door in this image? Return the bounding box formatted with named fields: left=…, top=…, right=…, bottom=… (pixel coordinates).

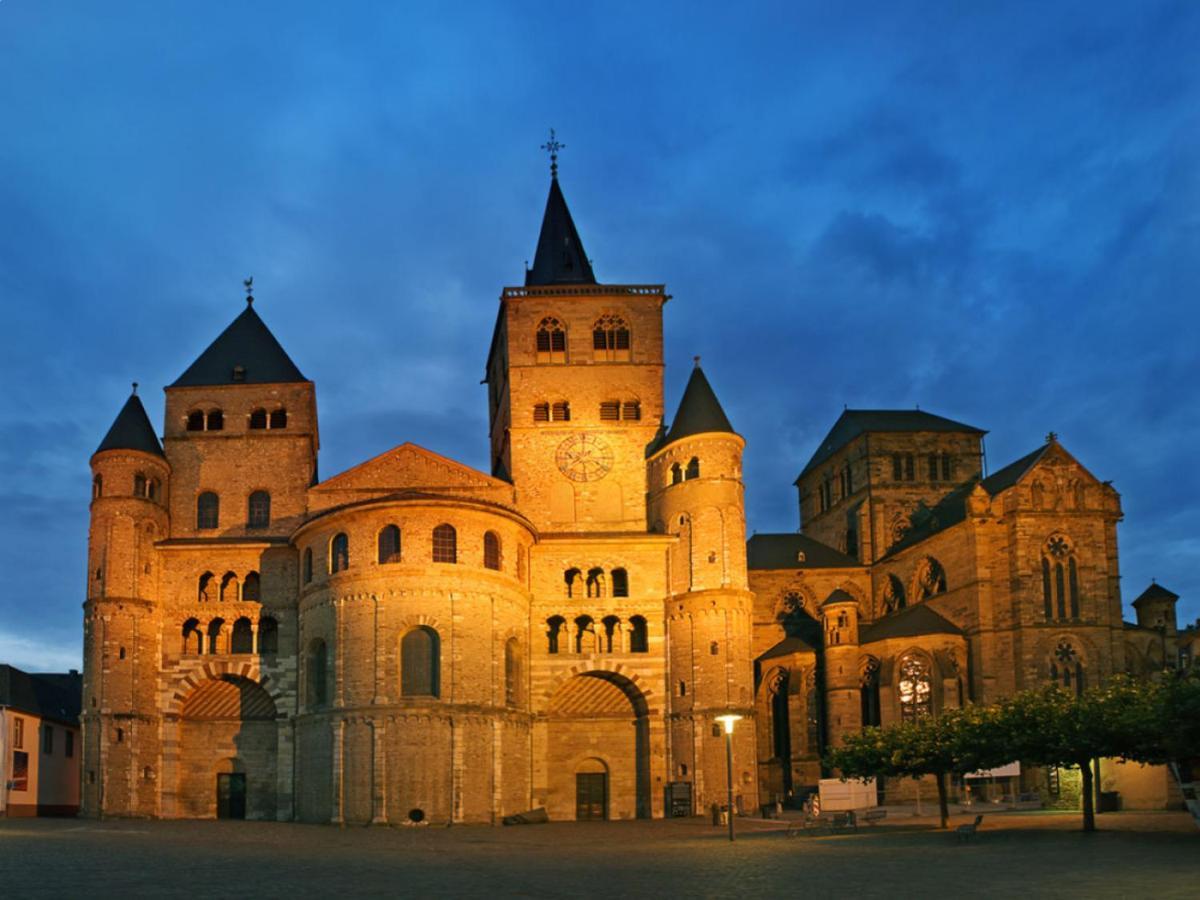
left=575, top=772, right=607, bottom=820
left=217, top=773, right=246, bottom=820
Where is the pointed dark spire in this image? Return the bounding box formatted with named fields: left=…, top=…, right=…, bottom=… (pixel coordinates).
left=525, top=133, right=596, bottom=287
left=664, top=365, right=737, bottom=445
left=171, top=300, right=306, bottom=387
left=95, top=389, right=164, bottom=457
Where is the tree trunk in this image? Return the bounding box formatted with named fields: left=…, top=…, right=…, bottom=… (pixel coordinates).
left=1080, top=760, right=1096, bottom=832
left=936, top=771, right=949, bottom=830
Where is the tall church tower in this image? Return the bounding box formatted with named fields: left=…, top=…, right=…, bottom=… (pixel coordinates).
left=484, top=158, right=665, bottom=532
left=82, top=387, right=170, bottom=816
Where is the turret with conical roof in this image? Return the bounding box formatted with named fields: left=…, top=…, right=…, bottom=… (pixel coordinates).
left=1133, top=581, right=1179, bottom=636
left=83, top=385, right=170, bottom=817
left=819, top=588, right=862, bottom=747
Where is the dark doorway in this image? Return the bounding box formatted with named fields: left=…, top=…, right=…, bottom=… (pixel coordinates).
left=575, top=772, right=607, bottom=820
left=217, top=773, right=246, bottom=820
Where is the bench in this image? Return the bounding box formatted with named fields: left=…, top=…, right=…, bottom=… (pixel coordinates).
left=862, top=808, right=887, bottom=826
left=956, top=814, right=984, bottom=842
left=831, top=811, right=858, bottom=833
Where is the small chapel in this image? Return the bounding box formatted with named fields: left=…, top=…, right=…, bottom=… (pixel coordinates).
left=81, top=155, right=1186, bottom=822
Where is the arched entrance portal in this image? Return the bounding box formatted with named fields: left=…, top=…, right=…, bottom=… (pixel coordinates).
left=177, top=675, right=278, bottom=819
left=546, top=671, right=650, bottom=820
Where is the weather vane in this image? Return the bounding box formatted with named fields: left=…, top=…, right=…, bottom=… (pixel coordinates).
left=541, top=128, right=564, bottom=178
left=244, top=276, right=254, bottom=304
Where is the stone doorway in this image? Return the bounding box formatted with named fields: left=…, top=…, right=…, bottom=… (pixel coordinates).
left=217, top=773, right=246, bottom=819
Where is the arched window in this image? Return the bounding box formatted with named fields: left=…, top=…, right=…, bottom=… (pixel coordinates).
left=1049, top=640, right=1086, bottom=696
left=269, top=409, right=287, bottom=429
left=574, top=615, right=594, bottom=654
left=546, top=616, right=565, bottom=654
left=182, top=618, right=202, bottom=655
left=219, top=572, right=239, bottom=603
left=134, top=473, right=147, bottom=496
left=330, top=533, right=349, bottom=573
left=378, top=525, right=401, bottom=564
left=186, top=411, right=205, bottom=432
left=592, top=314, right=631, bottom=361
left=302, top=548, right=313, bottom=585
left=401, top=627, right=440, bottom=697
left=198, top=572, right=213, bottom=603
left=249, top=409, right=268, bottom=429
left=914, top=557, right=947, bottom=601
left=231, top=617, right=254, bottom=654
left=622, top=401, right=641, bottom=421
left=207, top=618, right=225, bottom=655
left=196, top=492, right=219, bottom=530
left=483, top=531, right=502, bottom=570
left=611, top=568, right=629, bottom=598
left=564, top=568, right=581, bottom=598
left=1041, top=534, right=1080, bottom=620
left=685, top=457, right=700, bottom=480
left=769, top=669, right=790, bottom=760
left=898, top=655, right=933, bottom=722
left=258, top=617, right=279, bottom=655
left=206, top=409, right=224, bottom=431
left=629, top=615, right=648, bottom=653
left=242, top=571, right=261, bottom=603
left=307, top=639, right=328, bottom=707
left=860, top=658, right=881, bottom=727
left=671, top=463, right=683, bottom=485
left=432, top=524, right=457, bottom=563
left=535, top=316, right=567, bottom=364
left=586, top=567, right=605, bottom=599
left=602, top=615, right=620, bottom=653
left=148, top=478, right=160, bottom=501
left=551, top=401, right=570, bottom=422
left=248, top=491, right=271, bottom=528
left=504, top=637, right=520, bottom=707
left=92, top=474, right=103, bottom=499
left=882, top=575, right=906, bottom=615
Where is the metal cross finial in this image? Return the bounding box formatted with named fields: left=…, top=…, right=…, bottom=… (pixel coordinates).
left=131, top=382, right=138, bottom=396
left=244, top=276, right=254, bottom=304
left=541, top=128, right=564, bottom=178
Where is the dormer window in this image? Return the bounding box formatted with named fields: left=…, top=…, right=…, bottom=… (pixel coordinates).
left=232, top=366, right=246, bottom=382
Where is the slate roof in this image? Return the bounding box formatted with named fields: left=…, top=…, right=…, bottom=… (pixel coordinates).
left=525, top=176, right=596, bottom=287
left=821, top=588, right=857, bottom=608
left=1132, top=582, right=1180, bottom=607
left=798, top=409, right=985, bottom=481
left=663, top=366, right=736, bottom=446
left=860, top=605, right=963, bottom=643
left=95, top=391, right=164, bottom=457
left=756, top=634, right=818, bottom=662
left=747, top=533, right=860, bottom=570
left=978, top=444, right=1049, bottom=494
left=171, top=303, right=306, bottom=387
left=0, top=665, right=82, bottom=726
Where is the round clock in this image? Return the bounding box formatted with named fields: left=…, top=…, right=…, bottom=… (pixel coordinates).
left=555, top=433, right=614, bottom=483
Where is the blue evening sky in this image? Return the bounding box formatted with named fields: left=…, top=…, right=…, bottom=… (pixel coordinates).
left=0, top=2, right=1196, bottom=670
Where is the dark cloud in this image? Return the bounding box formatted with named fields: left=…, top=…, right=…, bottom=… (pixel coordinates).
left=1, top=1, right=1198, bottom=669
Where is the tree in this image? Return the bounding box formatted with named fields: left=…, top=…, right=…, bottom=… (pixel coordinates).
left=828, top=705, right=1009, bottom=829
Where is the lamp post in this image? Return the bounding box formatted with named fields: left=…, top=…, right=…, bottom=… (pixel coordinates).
left=714, top=714, right=742, bottom=842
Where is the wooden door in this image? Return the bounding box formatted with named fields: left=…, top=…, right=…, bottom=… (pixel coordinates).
left=217, top=773, right=246, bottom=819
left=575, top=772, right=607, bottom=820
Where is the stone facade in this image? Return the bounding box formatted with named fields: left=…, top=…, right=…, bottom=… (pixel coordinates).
left=82, top=174, right=1186, bottom=823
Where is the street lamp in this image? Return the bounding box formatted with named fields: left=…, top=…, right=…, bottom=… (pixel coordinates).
left=714, top=713, right=742, bottom=842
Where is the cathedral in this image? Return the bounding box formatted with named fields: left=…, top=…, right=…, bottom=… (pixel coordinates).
left=81, top=161, right=1185, bottom=822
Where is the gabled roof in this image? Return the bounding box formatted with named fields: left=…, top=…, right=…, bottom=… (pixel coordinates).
left=798, top=409, right=985, bottom=481
left=756, top=634, right=818, bottom=663
left=0, top=665, right=82, bottom=725
left=525, top=176, right=596, bottom=287
left=860, top=605, right=963, bottom=643
left=1132, top=582, right=1180, bottom=607
left=313, top=441, right=509, bottom=494
left=95, top=390, right=164, bottom=458
left=979, top=443, right=1049, bottom=495
left=747, top=533, right=860, bottom=570
left=663, top=365, right=736, bottom=446
left=171, top=303, right=306, bottom=387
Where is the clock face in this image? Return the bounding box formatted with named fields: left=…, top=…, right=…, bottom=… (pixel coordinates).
left=555, top=433, right=614, bottom=483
